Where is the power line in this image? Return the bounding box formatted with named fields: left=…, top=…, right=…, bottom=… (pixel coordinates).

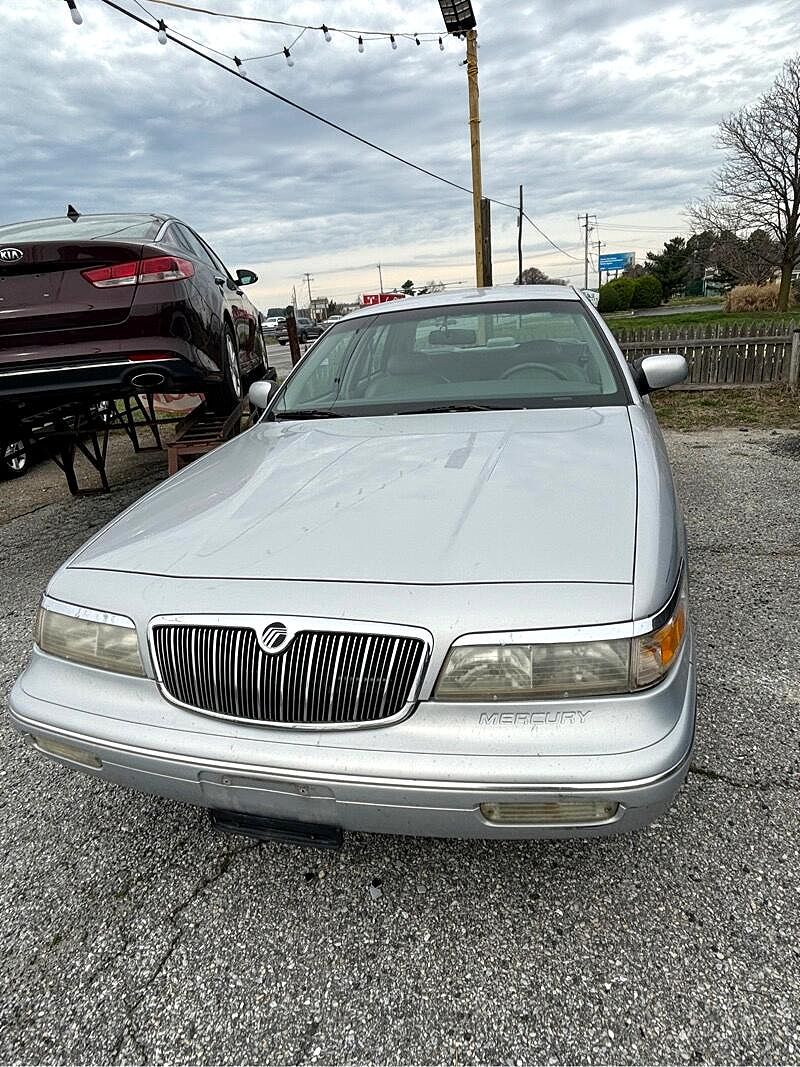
left=144, top=0, right=444, bottom=41
left=87, top=0, right=580, bottom=263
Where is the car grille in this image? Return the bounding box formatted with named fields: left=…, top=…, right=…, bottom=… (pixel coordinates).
left=150, top=623, right=428, bottom=726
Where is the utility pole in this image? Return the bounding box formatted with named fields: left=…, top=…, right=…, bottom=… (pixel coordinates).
left=377, top=263, right=384, bottom=294
left=292, top=284, right=298, bottom=309
left=579, top=213, right=596, bottom=289
left=517, top=185, right=523, bottom=284
left=465, top=29, right=487, bottom=287
left=597, top=238, right=603, bottom=288
left=437, top=2, right=488, bottom=287
left=303, top=272, right=313, bottom=314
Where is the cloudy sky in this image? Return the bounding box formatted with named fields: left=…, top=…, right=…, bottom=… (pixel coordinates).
left=3, top=0, right=799, bottom=308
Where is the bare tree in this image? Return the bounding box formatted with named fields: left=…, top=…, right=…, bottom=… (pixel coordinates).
left=689, top=56, right=800, bottom=310
left=516, top=266, right=565, bottom=285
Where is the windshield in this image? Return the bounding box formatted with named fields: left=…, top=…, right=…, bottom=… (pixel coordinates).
left=0, top=214, right=162, bottom=241
left=272, top=300, right=627, bottom=418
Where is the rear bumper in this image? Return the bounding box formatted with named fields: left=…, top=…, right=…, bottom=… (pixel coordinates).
left=0, top=350, right=206, bottom=409
left=8, top=649, right=696, bottom=841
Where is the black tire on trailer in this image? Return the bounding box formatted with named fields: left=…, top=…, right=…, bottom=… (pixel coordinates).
left=206, top=324, right=243, bottom=414
left=1, top=437, right=30, bottom=478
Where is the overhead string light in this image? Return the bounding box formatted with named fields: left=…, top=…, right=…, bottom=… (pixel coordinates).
left=135, top=2, right=449, bottom=65
left=97, top=0, right=578, bottom=264
left=64, top=0, right=83, bottom=25
left=283, top=46, right=294, bottom=67
left=157, top=18, right=168, bottom=43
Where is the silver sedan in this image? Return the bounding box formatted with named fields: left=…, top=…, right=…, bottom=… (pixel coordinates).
left=10, top=286, right=695, bottom=845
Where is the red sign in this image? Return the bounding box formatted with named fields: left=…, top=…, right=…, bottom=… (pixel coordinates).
left=360, top=292, right=406, bottom=306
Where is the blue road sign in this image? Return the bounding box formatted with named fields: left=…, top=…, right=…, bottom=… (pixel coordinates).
left=599, top=252, right=634, bottom=272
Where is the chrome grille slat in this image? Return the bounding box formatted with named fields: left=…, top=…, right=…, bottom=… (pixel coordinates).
left=152, top=623, right=426, bottom=726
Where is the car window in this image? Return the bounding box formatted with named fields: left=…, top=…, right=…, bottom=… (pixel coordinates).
left=175, top=225, right=219, bottom=271
left=193, top=231, right=232, bottom=277
left=274, top=301, right=627, bottom=417
left=0, top=214, right=161, bottom=241
left=273, top=319, right=375, bottom=409
left=160, top=223, right=196, bottom=257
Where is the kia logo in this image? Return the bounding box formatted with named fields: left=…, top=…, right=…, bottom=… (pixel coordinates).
left=258, top=621, right=292, bottom=655
left=0, top=248, right=23, bottom=262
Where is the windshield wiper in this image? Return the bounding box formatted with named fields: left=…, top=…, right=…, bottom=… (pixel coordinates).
left=272, top=408, right=343, bottom=420
left=406, top=403, right=501, bottom=414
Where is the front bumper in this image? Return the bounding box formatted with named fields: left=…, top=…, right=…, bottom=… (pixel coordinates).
left=8, top=639, right=695, bottom=840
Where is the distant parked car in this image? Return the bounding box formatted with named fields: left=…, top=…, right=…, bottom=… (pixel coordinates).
left=0, top=212, right=268, bottom=417
left=276, top=317, right=324, bottom=345
left=261, top=316, right=286, bottom=334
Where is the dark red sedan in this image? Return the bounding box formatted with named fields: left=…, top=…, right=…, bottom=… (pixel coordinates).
left=0, top=212, right=268, bottom=419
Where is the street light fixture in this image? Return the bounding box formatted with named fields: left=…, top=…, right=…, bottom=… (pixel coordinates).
left=436, top=1, right=489, bottom=287
left=437, top=0, right=476, bottom=34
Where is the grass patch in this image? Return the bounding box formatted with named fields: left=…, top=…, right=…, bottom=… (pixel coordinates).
left=651, top=386, right=800, bottom=430
left=605, top=310, right=799, bottom=332
left=666, top=295, right=724, bottom=306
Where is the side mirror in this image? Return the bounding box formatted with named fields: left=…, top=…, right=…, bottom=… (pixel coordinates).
left=236, top=268, right=258, bottom=286
left=633, top=353, right=688, bottom=394
left=249, top=380, right=274, bottom=409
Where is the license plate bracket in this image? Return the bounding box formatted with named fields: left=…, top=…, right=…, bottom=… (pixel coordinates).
left=209, top=808, right=344, bottom=850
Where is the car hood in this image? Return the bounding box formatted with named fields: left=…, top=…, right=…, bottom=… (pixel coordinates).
left=70, top=407, right=637, bottom=585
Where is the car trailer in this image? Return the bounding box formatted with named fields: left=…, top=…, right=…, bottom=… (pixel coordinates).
left=4, top=391, right=247, bottom=495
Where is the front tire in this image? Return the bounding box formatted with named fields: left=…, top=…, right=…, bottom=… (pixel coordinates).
left=206, top=326, right=243, bottom=413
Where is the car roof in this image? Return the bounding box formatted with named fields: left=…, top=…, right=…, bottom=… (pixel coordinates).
left=346, top=284, right=581, bottom=320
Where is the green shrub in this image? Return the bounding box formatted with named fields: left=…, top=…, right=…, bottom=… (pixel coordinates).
left=631, top=274, right=663, bottom=308
left=598, top=281, right=622, bottom=312
left=611, top=277, right=636, bottom=310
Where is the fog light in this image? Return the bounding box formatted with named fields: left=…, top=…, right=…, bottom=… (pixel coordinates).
left=479, top=799, right=618, bottom=825
left=32, top=735, right=102, bottom=769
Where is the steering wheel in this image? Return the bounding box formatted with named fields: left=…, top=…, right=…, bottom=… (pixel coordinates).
left=500, top=361, right=571, bottom=382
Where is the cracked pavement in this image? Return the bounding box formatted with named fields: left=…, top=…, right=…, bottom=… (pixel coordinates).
left=1, top=427, right=799, bottom=1065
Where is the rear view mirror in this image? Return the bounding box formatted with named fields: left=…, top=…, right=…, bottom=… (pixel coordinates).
left=249, top=380, right=274, bottom=409
left=634, top=353, right=688, bottom=394
left=236, top=269, right=258, bottom=286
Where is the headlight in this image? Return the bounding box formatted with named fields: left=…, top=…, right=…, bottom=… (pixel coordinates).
left=435, top=575, right=687, bottom=701
left=35, top=600, right=144, bottom=677
left=435, top=639, right=631, bottom=701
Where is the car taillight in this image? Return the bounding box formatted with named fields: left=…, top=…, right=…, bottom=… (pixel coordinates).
left=81, top=261, right=139, bottom=287
left=82, top=256, right=194, bottom=288
left=137, top=256, right=195, bottom=283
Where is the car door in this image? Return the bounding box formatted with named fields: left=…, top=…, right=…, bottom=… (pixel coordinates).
left=158, top=222, right=224, bottom=373
left=190, top=227, right=259, bottom=377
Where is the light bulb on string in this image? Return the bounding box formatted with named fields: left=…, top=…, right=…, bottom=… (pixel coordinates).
left=439, top=36, right=444, bottom=51
left=390, top=34, right=397, bottom=49
left=322, top=24, right=332, bottom=43
left=64, top=0, right=83, bottom=25
left=357, top=35, right=364, bottom=53
left=283, top=47, right=294, bottom=68
left=414, top=34, right=421, bottom=46
left=234, top=56, right=246, bottom=77
left=157, top=19, right=168, bottom=44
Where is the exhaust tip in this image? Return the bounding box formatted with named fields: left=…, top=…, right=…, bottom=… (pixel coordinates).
left=130, top=371, right=166, bottom=389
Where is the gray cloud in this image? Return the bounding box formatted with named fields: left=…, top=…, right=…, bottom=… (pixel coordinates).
left=2, top=0, right=799, bottom=301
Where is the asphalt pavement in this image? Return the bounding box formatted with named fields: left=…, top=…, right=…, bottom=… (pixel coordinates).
left=0, top=426, right=798, bottom=1065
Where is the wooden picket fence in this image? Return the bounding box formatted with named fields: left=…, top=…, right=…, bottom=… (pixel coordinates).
left=614, top=320, right=800, bottom=389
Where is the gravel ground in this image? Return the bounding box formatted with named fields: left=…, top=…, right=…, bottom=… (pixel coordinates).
left=0, top=426, right=798, bottom=1065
